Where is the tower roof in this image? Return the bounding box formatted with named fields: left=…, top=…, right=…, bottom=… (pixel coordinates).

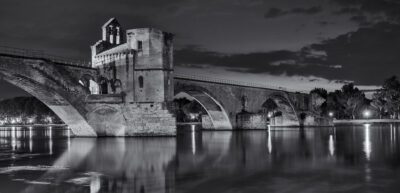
left=102, top=18, right=119, bottom=29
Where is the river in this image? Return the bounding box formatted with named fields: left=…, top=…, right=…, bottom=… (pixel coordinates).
left=0, top=124, right=400, bottom=192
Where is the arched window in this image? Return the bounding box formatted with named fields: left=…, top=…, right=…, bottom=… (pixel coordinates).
left=109, top=26, right=114, bottom=44
left=100, top=78, right=108, bottom=94
left=139, top=76, right=144, bottom=88
left=112, top=79, right=122, bottom=93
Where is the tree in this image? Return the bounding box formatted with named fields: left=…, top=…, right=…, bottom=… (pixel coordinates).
left=336, top=83, right=366, bottom=119
left=310, top=88, right=328, bottom=99
left=310, top=88, right=328, bottom=116
left=375, top=76, right=400, bottom=119
left=371, top=92, right=386, bottom=119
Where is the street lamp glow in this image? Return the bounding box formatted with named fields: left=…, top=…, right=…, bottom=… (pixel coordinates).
left=47, top=116, right=52, bottom=124
left=328, top=112, right=334, bottom=117
left=363, top=110, right=371, bottom=118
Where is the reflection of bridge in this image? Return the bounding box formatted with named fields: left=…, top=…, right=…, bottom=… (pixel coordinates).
left=0, top=18, right=323, bottom=137
left=13, top=128, right=335, bottom=193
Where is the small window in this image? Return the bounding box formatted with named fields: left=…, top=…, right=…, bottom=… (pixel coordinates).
left=137, top=41, right=143, bottom=51
left=139, top=76, right=144, bottom=88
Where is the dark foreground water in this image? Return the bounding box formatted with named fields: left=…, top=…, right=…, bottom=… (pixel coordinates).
left=1, top=124, right=400, bottom=192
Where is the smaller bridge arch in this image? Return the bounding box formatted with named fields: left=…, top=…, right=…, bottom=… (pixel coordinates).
left=263, top=92, right=300, bottom=126
left=174, top=87, right=232, bottom=130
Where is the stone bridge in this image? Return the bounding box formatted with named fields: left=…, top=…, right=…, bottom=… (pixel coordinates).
left=0, top=50, right=315, bottom=137
left=0, top=19, right=325, bottom=137
left=174, top=74, right=312, bottom=130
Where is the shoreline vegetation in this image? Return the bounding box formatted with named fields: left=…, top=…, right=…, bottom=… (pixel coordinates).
left=333, top=119, right=400, bottom=124
left=310, top=76, right=400, bottom=122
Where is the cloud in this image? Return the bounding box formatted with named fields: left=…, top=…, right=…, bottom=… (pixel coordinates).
left=264, top=6, right=323, bottom=19
left=307, top=22, right=400, bottom=84
left=291, top=6, right=322, bottom=15
left=176, top=22, right=400, bottom=86
left=333, top=7, right=362, bottom=15
left=331, top=0, right=400, bottom=24
left=317, top=21, right=336, bottom=26
left=264, top=8, right=287, bottom=19
left=174, top=45, right=341, bottom=82
left=349, top=14, right=372, bottom=26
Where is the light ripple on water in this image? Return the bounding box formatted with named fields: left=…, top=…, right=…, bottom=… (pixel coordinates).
left=0, top=165, right=68, bottom=174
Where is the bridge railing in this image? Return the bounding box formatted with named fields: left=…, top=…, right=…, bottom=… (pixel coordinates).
left=174, top=73, right=307, bottom=93
left=0, top=46, right=90, bottom=67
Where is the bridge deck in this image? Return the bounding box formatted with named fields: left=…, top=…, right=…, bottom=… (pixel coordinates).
left=174, top=73, right=307, bottom=93
left=0, top=46, right=94, bottom=70
left=0, top=46, right=306, bottom=93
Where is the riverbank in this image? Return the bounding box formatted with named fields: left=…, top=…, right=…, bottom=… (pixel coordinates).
left=0, top=124, right=67, bottom=128
left=334, top=119, right=400, bottom=125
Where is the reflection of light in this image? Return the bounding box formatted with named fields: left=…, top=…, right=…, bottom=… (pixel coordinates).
left=329, top=134, right=335, bottom=156
left=49, top=127, right=53, bottom=155
left=29, top=127, right=33, bottom=152
left=267, top=125, right=272, bottom=154
left=11, top=127, right=16, bottom=151
left=363, top=124, right=371, bottom=160
left=67, top=128, right=71, bottom=151
left=191, top=124, right=196, bottom=154
left=90, top=175, right=101, bottom=193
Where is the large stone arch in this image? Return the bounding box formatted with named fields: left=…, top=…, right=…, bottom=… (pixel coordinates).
left=0, top=56, right=97, bottom=136
left=174, top=86, right=232, bottom=130
left=264, top=92, right=300, bottom=126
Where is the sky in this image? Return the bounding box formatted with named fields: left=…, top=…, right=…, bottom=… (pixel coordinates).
left=1, top=0, right=400, bottom=98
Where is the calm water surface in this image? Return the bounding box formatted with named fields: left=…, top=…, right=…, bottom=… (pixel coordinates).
left=0, top=124, right=400, bottom=192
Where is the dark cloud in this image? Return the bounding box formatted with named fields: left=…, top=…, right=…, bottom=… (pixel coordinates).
left=174, top=45, right=340, bottom=80
left=317, top=21, right=336, bottom=26
left=264, top=6, right=322, bottom=19
left=349, top=14, right=372, bottom=26
left=301, top=22, right=400, bottom=84
left=176, top=22, right=400, bottom=85
left=264, top=8, right=287, bottom=19
left=331, top=0, right=400, bottom=23
left=291, top=6, right=322, bottom=15
left=333, top=7, right=362, bottom=15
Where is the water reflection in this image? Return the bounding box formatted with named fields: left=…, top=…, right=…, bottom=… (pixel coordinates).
left=1, top=124, right=400, bottom=192
left=363, top=124, right=372, bottom=161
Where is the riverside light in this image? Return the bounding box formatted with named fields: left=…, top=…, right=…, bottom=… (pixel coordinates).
left=363, top=110, right=371, bottom=118
left=47, top=117, right=52, bottom=123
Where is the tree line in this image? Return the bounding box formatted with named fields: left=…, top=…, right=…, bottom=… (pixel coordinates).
left=311, top=76, right=400, bottom=120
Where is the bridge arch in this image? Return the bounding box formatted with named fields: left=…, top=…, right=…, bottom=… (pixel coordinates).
left=0, top=57, right=97, bottom=136
left=263, top=92, right=300, bottom=126
left=174, top=86, right=232, bottom=130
